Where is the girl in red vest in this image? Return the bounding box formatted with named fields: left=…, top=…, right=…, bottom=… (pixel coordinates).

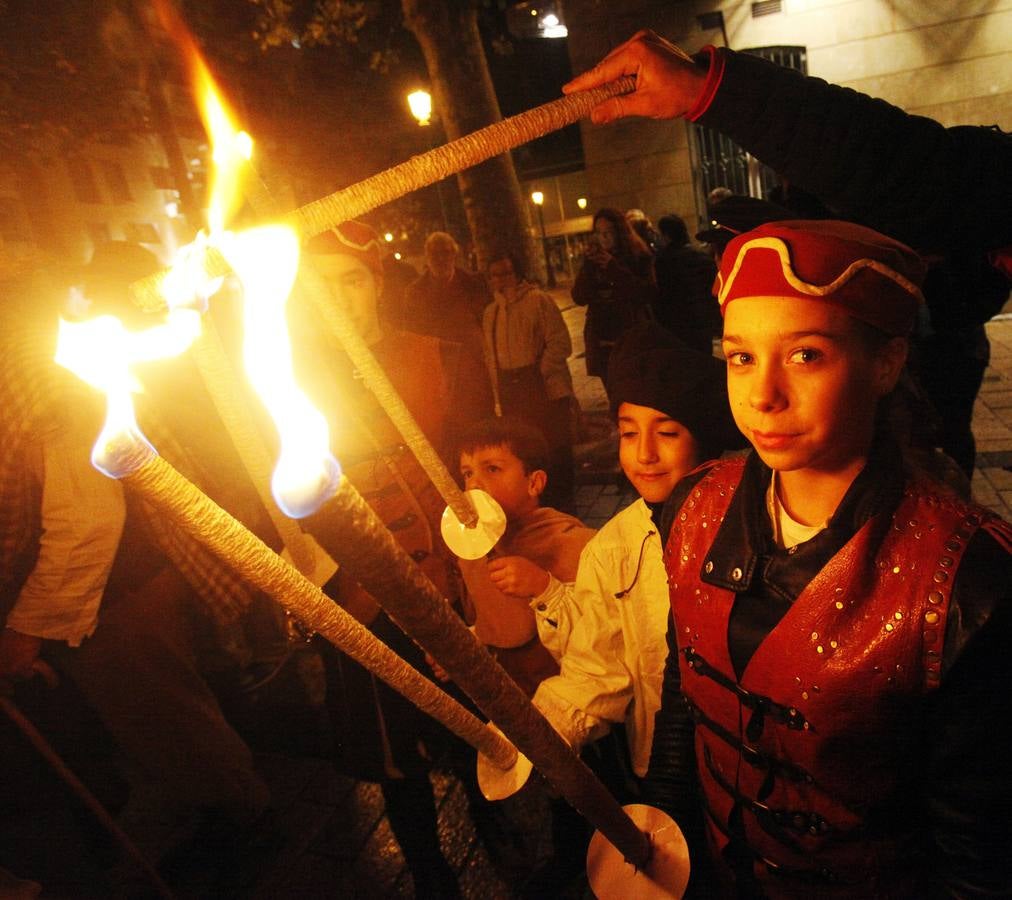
left=647, top=220, right=1011, bottom=898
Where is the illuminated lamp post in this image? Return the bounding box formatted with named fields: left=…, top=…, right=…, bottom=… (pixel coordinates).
left=531, top=190, right=556, bottom=288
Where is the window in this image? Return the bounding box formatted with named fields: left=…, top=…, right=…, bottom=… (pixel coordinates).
left=751, top=1, right=782, bottom=17
left=689, top=46, right=807, bottom=221
left=124, top=222, right=160, bottom=244
left=67, top=158, right=101, bottom=204
left=101, top=160, right=133, bottom=204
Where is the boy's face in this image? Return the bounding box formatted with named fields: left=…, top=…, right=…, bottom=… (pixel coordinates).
left=315, top=253, right=383, bottom=345
left=617, top=402, right=700, bottom=504
left=721, top=295, right=902, bottom=477
left=460, top=445, right=544, bottom=520
left=488, top=258, right=518, bottom=297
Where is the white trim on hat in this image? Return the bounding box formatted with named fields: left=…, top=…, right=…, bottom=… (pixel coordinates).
left=716, top=236, right=924, bottom=308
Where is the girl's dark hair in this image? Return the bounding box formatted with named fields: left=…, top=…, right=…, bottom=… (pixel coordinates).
left=455, top=416, right=549, bottom=474
left=593, top=207, right=651, bottom=264
left=851, top=323, right=944, bottom=472
left=487, top=249, right=525, bottom=281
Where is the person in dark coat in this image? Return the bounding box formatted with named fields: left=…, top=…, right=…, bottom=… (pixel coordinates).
left=566, top=31, right=1011, bottom=258
left=297, top=221, right=497, bottom=899
left=566, top=28, right=1012, bottom=480
left=652, top=213, right=720, bottom=354
left=400, top=231, right=492, bottom=349
left=694, top=194, right=799, bottom=262
left=572, top=207, right=656, bottom=390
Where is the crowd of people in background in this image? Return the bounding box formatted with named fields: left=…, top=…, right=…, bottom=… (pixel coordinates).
left=1, top=24, right=1010, bottom=900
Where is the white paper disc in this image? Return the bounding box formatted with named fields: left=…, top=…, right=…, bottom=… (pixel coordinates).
left=587, top=803, right=690, bottom=900
left=476, top=722, right=534, bottom=800
left=440, top=489, right=507, bottom=560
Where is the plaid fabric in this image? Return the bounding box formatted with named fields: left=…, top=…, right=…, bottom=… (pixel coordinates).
left=0, top=316, right=257, bottom=630
left=0, top=318, right=63, bottom=619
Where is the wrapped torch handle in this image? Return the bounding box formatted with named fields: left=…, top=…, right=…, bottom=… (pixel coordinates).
left=128, top=77, right=636, bottom=312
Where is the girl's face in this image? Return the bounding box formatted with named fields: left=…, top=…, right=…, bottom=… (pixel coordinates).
left=617, top=402, right=700, bottom=504
left=721, top=296, right=905, bottom=479
left=594, top=218, right=617, bottom=253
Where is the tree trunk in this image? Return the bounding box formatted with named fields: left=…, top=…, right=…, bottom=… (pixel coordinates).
left=401, top=0, right=540, bottom=279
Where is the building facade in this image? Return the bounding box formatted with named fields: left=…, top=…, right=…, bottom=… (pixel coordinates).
left=564, top=0, right=1012, bottom=231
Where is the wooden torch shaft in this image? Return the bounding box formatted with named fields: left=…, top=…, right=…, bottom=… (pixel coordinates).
left=111, top=443, right=516, bottom=770
left=299, top=275, right=477, bottom=528
left=128, top=77, right=635, bottom=312
left=304, top=477, right=652, bottom=869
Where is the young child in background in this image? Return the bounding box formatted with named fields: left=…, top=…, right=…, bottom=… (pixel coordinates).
left=483, top=326, right=742, bottom=896
left=529, top=324, right=744, bottom=783
left=455, top=416, right=595, bottom=696
left=649, top=220, right=1011, bottom=897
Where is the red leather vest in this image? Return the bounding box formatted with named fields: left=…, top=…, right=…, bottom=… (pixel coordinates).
left=665, top=456, right=995, bottom=897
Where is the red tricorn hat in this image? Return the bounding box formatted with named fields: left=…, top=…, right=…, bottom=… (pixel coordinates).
left=305, top=220, right=383, bottom=277
left=716, top=220, right=926, bottom=336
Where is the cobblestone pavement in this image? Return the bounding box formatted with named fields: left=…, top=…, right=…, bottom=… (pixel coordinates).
left=5, top=294, right=1010, bottom=900
left=971, top=312, right=1012, bottom=520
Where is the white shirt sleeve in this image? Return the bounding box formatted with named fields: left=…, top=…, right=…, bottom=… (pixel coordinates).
left=6, top=426, right=125, bottom=646
left=531, top=540, right=634, bottom=753
left=529, top=575, right=576, bottom=661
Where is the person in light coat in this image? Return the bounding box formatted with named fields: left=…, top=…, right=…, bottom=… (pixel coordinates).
left=483, top=250, right=578, bottom=511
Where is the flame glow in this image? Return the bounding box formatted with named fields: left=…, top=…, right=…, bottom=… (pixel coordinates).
left=57, top=8, right=340, bottom=515
left=156, top=0, right=252, bottom=234
left=196, top=64, right=252, bottom=234
left=218, top=226, right=341, bottom=517
left=55, top=309, right=202, bottom=475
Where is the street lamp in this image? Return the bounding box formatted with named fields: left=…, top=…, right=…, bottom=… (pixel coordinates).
left=406, top=90, right=432, bottom=127
left=407, top=89, right=448, bottom=231
left=576, top=197, right=588, bottom=211
left=531, top=190, right=556, bottom=288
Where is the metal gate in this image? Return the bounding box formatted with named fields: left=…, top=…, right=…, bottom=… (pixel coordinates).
left=689, top=46, right=807, bottom=226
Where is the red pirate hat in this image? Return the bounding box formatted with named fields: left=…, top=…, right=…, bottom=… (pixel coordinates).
left=716, top=220, right=926, bottom=335
left=305, top=220, right=383, bottom=277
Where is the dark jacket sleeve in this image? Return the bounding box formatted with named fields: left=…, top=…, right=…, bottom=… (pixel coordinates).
left=643, top=612, right=710, bottom=892
left=921, top=527, right=1012, bottom=898
left=571, top=259, right=599, bottom=307
left=697, top=48, right=1012, bottom=256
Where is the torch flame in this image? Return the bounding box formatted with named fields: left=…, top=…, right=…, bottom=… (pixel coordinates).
left=156, top=0, right=252, bottom=234
left=186, top=47, right=340, bottom=515
left=217, top=226, right=341, bottom=517
left=196, top=65, right=251, bottom=234
left=59, top=5, right=340, bottom=514
left=54, top=308, right=202, bottom=475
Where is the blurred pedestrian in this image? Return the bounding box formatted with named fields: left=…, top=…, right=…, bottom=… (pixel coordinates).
left=401, top=231, right=491, bottom=349
left=484, top=250, right=577, bottom=511
left=653, top=213, right=721, bottom=353
left=626, top=208, right=661, bottom=254
left=572, top=208, right=656, bottom=393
